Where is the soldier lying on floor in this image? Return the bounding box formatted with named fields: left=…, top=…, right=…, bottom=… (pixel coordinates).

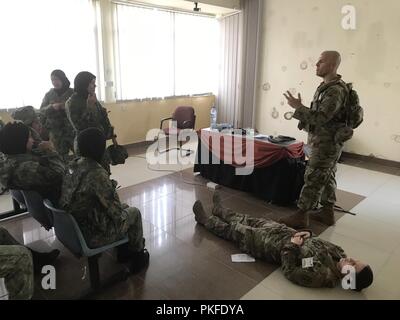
left=193, top=193, right=373, bottom=291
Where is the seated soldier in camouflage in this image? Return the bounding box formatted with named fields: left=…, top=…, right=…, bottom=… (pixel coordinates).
left=193, top=193, right=373, bottom=291
left=59, top=128, right=149, bottom=273
left=0, top=122, right=65, bottom=202
left=0, top=226, right=60, bottom=300
left=65, top=71, right=115, bottom=174
left=11, top=105, right=44, bottom=148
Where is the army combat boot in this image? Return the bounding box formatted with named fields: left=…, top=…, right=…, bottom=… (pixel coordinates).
left=309, top=206, right=335, bottom=226
left=279, top=209, right=309, bottom=229
left=193, top=200, right=211, bottom=225
left=211, top=192, right=238, bottom=221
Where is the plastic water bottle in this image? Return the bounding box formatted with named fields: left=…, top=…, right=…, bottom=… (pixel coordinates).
left=210, top=105, right=217, bottom=129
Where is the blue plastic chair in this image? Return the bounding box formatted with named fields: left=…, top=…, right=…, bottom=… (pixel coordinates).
left=10, top=189, right=25, bottom=207
left=20, top=190, right=53, bottom=230
left=43, top=199, right=129, bottom=292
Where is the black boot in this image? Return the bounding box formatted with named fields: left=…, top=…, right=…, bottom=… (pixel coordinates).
left=309, top=206, right=335, bottom=226
left=193, top=200, right=211, bottom=225
left=279, top=209, right=310, bottom=229
left=117, top=238, right=146, bottom=263
left=129, top=249, right=150, bottom=274
left=29, top=248, right=60, bottom=273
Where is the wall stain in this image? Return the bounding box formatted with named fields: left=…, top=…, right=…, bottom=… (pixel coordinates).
left=391, top=134, right=400, bottom=143
left=300, top=61, right=308, bottom=70
left=281, top=66, right=287, bottom=72
left=263, top=83, right=271, bottom=91
left=271, top=107, right=279, bottom=119
left=384, top=82, right=391, bottom=88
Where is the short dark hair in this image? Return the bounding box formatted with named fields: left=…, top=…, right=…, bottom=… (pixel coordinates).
left=354, top=265, right=373, bottom=292
left=77, top=127, right=106, bottom=163
left=0, top=122, right=30, bottom=155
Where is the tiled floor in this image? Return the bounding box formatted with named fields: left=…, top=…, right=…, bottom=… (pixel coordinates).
left=1, top=145, right=399, bottom=300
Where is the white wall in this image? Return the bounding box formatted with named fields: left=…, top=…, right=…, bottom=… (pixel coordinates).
left=256, top=0, right=400, bottom=162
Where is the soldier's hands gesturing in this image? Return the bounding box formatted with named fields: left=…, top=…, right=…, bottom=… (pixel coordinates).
left=283, top=91, right=304, bottom=109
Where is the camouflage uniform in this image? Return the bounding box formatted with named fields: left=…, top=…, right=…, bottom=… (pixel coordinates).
left=206, top=206, right=346, bottom=288
left=40, top=88, right=75, bottom=160
left=59, top=157, right=144, bottom=251
left=293, top=75, right=348, bottom=210
left=0, top=227, right=34, bottom=300
left=65, top=93, right=113, bottom=173
left=11, top=106, right=43, bottom=147
left=0, top=149, right=65, bottom=202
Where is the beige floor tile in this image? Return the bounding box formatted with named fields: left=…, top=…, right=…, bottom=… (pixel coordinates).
left=369, top=176, right=400, bottom=204
left=111, top=156, right=172, bottom=188
left=351, top=195, right=400, bottom=227
left=324, top=214, right=400, bottom=252
left=374, top=253, right=400, bottom=296
left=241, top=284, right=283, bottom=300
left=318, top=230, right=391, bottom=274
left=336, top=164, right=393, bottom=197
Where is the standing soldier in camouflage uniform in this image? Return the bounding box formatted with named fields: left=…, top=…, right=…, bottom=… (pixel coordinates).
left=59, top=128, right=149, bottom=273
left=280, top=51, right=349, bottom=228
left=65, top=71, right=115, bottom=174
left=193, top=194, right=373, bottom=290
left=0, top=122, right=65, bottom=202
left=40, top=70, right=75, bottom=161
left=0, top=227, right=60, bottom=300
left=11, top=105, right=43, bottom=148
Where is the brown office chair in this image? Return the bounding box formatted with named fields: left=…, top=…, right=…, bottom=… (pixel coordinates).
left=157, top=106, right=196, bottom=156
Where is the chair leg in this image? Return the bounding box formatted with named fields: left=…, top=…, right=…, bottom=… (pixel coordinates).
left=80, top=254, right=130, bottom=300
left=88, top=254, right=101, bottom=291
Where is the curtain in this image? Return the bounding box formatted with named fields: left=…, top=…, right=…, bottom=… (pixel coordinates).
left=0, top=0, right=100, bottom=109
left=115, top=4, right=219, bottom=100
left=216, top=0, right=263, bottom=128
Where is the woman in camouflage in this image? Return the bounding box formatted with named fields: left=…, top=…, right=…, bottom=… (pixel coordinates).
left=65, top=71, right=115, bottom=174
left=40, top=70, right=75, bottom=161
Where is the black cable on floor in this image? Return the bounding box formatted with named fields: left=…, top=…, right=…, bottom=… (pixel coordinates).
left=333, top=204, right=357, bottom=216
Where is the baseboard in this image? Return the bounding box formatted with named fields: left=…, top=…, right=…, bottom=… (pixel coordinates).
left=341, top=151, right=400, bottom=168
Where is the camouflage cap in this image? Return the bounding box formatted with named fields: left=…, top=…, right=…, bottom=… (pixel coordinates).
left=11, top=106, right=38, bottom=125
left=107, top=144, right=128, bottom=165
